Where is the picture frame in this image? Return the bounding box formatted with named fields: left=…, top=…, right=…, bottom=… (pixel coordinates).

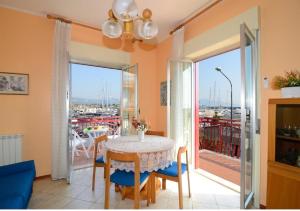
left=0, top=72, right=29, bottom=95
left=160, top=81, right=167, bottom=106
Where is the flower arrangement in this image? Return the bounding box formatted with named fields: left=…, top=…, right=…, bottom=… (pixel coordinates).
left=272, top=70, right=300, bottom=89
left=132, top=117, right=148, bottom=132
left=136, top=120, right=148, bottom=132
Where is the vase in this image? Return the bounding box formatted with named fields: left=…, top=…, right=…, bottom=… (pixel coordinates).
left=138, top=131, right=145, bottom=141
left=281, top=87, right=300, bottom=98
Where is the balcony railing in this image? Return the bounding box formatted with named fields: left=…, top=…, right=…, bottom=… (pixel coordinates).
left=71, top=116, right=241, bottom=159
left=199, top=117, right=241, bottom=158
left=71, top=116, right=121, bottom=136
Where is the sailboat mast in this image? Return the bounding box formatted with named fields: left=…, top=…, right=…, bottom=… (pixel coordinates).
left=209, top=87, right=211, bottom=107
left=106, top=81, right=108, bottom=110
left=218, top=87, right=221, bottom=109
left=101, top=86, right=104, bottom=109
left=213, top=81, right=216, bottom=109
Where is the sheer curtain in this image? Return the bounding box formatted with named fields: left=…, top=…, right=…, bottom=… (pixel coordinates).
left=168, top=27, right=193, bottom=156
left=120, top=65, right=138, bottom=136
left=51, top=20, right=71, bottom=180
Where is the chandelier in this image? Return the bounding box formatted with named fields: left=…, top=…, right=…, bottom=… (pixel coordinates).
left=102, top=0, right=159, bottom=40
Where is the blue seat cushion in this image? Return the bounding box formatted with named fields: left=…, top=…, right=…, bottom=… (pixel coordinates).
left=0, top=170, right=35, bottom=208
left=96, top=156, right=105, bottom=164
left=110, top=170, right=149, bottom=187
left=157, top=162, right=187, bottom=177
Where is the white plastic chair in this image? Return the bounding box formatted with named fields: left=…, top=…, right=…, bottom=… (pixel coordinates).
left=108, top=126, right=121, bottom=139
left=86, top=128, right=108, bottom=151
left=71, top=129, right=90, bottom=163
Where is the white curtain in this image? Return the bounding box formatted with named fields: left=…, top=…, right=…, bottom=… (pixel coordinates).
left=51, top=20, right=71, bottom=180
left=169, top=27, right=184, bottom=152
left=169, top=27, right=192, bottom=153
left=171, top=27, right=184, bottom=59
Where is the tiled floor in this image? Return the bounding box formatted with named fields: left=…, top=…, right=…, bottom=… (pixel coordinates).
left=73, top=148, right=94, bottom=170
left=29, top=167, right=240, bottom=209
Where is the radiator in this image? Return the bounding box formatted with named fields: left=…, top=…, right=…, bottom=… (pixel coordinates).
left=0, top=134, right=22, bottom=166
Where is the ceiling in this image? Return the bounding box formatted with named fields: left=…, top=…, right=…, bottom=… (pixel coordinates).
left=0, top=0, right=214, bottom=42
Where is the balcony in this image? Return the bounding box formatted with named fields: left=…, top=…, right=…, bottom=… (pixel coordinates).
left=199, top=117, right=241, bottom=185
left=71, top=116, right=120, bottom=169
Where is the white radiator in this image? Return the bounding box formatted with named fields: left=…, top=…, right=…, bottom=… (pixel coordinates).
left=0, top=134, right=22, bottom=166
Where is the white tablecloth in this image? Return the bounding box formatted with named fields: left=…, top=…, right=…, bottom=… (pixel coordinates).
left=103, top=135, right=175, bottom=173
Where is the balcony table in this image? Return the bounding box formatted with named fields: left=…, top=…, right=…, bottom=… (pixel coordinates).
left=103, top=135, right=175, bottom=202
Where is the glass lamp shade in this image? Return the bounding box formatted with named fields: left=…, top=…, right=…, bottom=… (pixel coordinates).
left=133, top=19, right=143, bottom=39
left=137, top=20, right=158, bottom=39
left=112, top=0, right=138, bottom=22
left=102, top=19, right=123, bottom=38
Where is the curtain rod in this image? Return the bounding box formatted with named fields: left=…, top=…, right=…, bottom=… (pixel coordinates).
left=169, top=0, right=222, bottom=35
left=47, top=1, right=222, bottom=39
left=47, top=14, right=145, bottom=43
left=46, top=14, right=101, bottom=32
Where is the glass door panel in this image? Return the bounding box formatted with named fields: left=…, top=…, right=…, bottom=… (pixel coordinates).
left=240, top=23, right=256, bottom=208
left=121, top=64, right=138, bottom=136
left=167, top=60, right=193, bottom=161
left=67, top=63, right=72, bottom=184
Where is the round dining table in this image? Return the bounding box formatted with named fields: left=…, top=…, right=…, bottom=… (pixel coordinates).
left=103, top=135, right=175, bottom=202
left=103, top=135, right=175, bottom=172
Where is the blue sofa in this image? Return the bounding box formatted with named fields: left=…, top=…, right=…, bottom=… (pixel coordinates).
left=0, top=160, right=36, bottom=209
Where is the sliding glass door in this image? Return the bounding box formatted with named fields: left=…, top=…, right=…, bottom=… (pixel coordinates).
left=67, top=63, right=72, bottom=183
left=120, top=64, right=138, bottom=136
left=240, top=23, right=257, bottom=208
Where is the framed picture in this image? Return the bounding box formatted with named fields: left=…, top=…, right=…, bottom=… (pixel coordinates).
left=0, top=72, right=29, bottom=95
left=160, top=81, right=167, bottom=106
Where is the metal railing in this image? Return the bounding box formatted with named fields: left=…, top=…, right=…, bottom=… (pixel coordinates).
left=199, top=117, right=241, bottom=158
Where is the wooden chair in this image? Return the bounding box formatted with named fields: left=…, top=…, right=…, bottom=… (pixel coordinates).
left=153, top=146, right=191, bottom=209
left=105, top=151, right=150, bottom=209
left=145, top=130, right=164, bottom=136
left=92, top=135, right=108, bottom=191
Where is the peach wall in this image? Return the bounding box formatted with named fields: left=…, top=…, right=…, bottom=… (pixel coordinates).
left=131, top=45, right=159, bottom=129
left=155, top=0, right=300, bottom=205
left=0, top=7, right=54, bottom=176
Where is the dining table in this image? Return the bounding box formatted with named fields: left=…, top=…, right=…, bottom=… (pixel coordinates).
left=103, top=135, right=175, bottom=202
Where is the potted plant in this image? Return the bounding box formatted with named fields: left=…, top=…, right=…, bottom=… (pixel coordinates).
left=272, top=70, right=300, bottom=98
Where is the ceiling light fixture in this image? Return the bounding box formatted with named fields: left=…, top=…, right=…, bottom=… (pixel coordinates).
left=102, top=0, right=158, bottom=41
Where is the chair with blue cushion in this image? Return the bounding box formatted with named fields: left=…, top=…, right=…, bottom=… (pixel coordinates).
left=104, top=151, right=150, bottom=209
left=92, top=134, right=108, bottom=191
left=153, top=146, right=191, bottom=209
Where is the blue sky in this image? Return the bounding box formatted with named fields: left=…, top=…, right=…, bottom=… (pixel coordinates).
left=71, top=49, right=241, bottom=106
left=71, top=63, right=121, bottom=100
left=198, top=49, right=241, bottom=107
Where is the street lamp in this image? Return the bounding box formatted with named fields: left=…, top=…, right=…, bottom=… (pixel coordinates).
left=215, top=67, right=233, bottom=152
